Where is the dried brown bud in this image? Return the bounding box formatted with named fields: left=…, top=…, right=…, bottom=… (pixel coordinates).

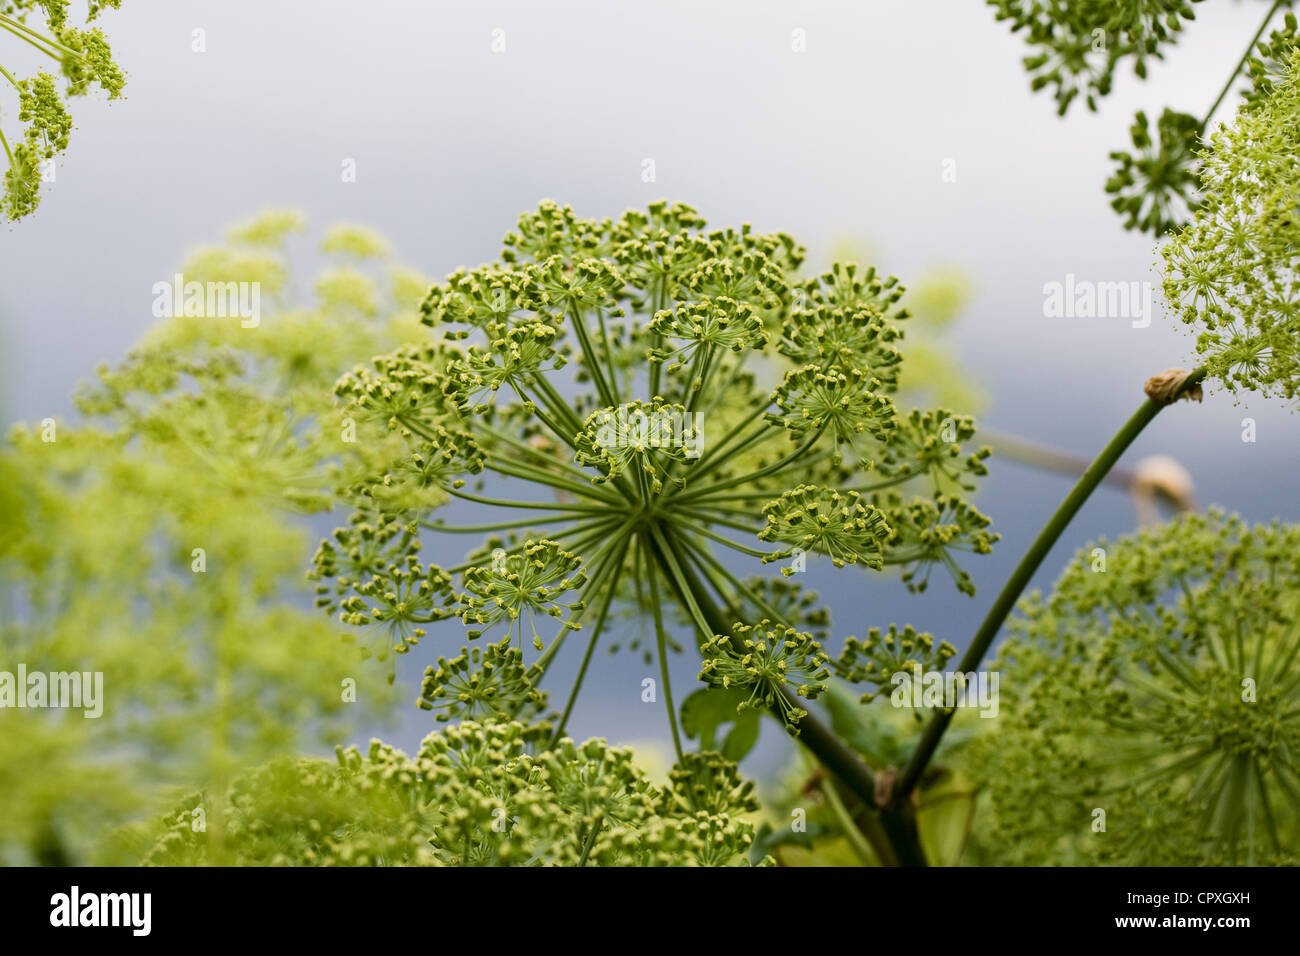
left=1144, top=368, right=1203, bottom=405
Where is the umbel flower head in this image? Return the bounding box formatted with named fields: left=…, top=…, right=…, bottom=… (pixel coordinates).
left=699, top=620, right=832, bottom=732
left=1242, top=11, right=1299, bottom=112
left=971, top=511, right=1300, bottom=866
left=573, top=398, right=703, bottom=493
left=759, top=485, right=891, bottom=572
left=321, top=198, right=994, bottom=752
left=988, top=0, right=1202, bottom=116
left=835, top=624, right=957, bottom=703
left=1161, top=46, right=1300, bottom=402
left=418, top=636, right=550, bottom=727
left=458, top=539, right=587, bottom=649
left=1105, top=107, right=1202, bottom=234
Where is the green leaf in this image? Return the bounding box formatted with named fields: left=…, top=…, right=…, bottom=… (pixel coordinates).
left=680, top=686, right=749, bottom=751
left=721, top=709, right=761, bottom=762
left=823, top=681, right=905, bottom=766
left=747, top=819, right=830, bottom=865
left=916, top=772, right=979, bottom=867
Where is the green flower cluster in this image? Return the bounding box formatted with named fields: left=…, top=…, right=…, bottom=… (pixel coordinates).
left=1105, top=107, right=1202, bottom=234
left=1, top=0, right=126, bottom=220
left=992, top=2, right=1300, bottom=235
left=418, top=636, right=550, bottom=727
left=1162, top=47, right=1300, bottom=401
left=759, top=485, right=890, bottom=572
left=835, top=625, right=957, bottom=703
left=1243, top=11, right=1299, bottom=111
left=319, top=198, right=995, bottom=759
left=458, top=538, right=588, bottom=647
left=988, top=0, right=1203, bottom=115
left=140, top=721, right=766, bottom=867
left=970, top=512, right=1300, bottom=865
left=699, top=620, right=832, bottom=731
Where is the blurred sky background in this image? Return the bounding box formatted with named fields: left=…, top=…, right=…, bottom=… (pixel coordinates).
left=1, top=0, right=1295, bottom=776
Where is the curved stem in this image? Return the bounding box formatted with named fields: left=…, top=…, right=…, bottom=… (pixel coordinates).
left=0, top=15, right=73, bottom=61
left=1202, top=0, right=1284, bottom=130
left=647, top=522, right=716, bottom=648
left=674, top=504, right=763, bottom=535
left=477, top=423, right=587, bottom=481
left=819, top=774, right=879, bottom=866
left=676, top=534, right=789, bottom=626
left=890, top=368, right=1207, bottom=805
left=679, top=402, right=770, bottom=481
left=671, top=513, right=770, bottom=559
left=527, top=373, right=584, bottom=435
left=508, top=379, right=574, bottom=453
left=441, top=516, right=619, bottom=575
left=594, top=305, right=621, bottom=406
left=0, top=120, right=14, bottom=166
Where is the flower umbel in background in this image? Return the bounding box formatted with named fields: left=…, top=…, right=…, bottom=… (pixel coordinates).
left=0, top=211, right=425, bottom=864
left=971, top=513, right=1300, bottom=865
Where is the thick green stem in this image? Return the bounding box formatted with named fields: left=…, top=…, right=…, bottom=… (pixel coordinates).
left=819, top=775, right=878, bottom=865
left=890, top=369, right=1206, bottom=806
left=645, top=524, right=925, bottom=863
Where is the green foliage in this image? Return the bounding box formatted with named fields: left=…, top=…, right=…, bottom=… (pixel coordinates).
left=140, top=721, right=766, bottom=867
left=970, top=512, right=1300, bottom=865
left=1, top=0, right=126, bottom=220
left=1161, top=47, right=1300, bottom=401
left=0, top=211, right=427, bottom=864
